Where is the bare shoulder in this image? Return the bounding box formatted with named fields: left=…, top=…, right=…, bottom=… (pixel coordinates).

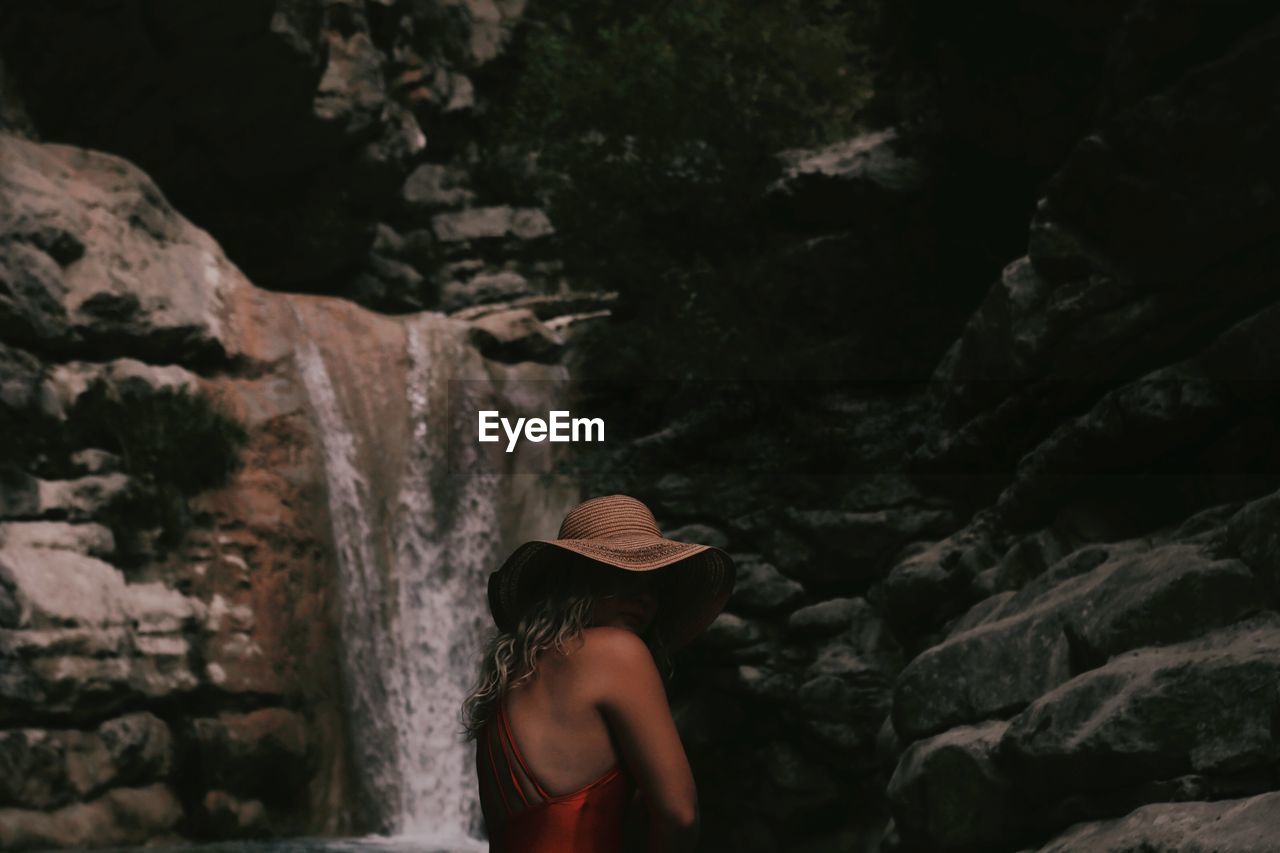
left=574, top=628, right=664, bottom=709
left=578, top=626, right=656, bottom=662
left=574, top=627, right=659, bottom=680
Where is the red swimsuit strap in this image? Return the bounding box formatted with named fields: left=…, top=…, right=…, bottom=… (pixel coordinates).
left=497, top=698, right=555, bottom=802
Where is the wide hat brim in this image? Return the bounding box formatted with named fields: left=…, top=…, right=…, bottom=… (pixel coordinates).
left=487, top=533, right=736, bottom=650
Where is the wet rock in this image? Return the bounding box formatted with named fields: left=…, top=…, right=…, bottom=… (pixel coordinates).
left=441, top=270, right=532, bottom=313
left=0, top=343, right=44, bottom=413
left=0, top=469, right=40, bottom=519
left=973, top=524, right=1077, bottom=597
left=431, top=206, right=553, bottom=244
left=204, top=595, right=256, bottom=634
left=794, top=623, right=900, bottom=749
left=731, top=664, right=797, bottom=704
left=201, top=631, right=280, bottom=696
left=401, top=163, right=476, bottom=212
left=788, top=597, right=863, bottom=638
left=0, top=242, right=73, bottom=351
left=663, top=523, right=730, bottom=550
left=1003, top=613, right=1280, bottom=798
left=729, top=555, right=804, bottom=614
left=67, top=450, right=121, bottom=476
left=0, top=135, right=237, bottom=362
left=1225, top=487, right=1280, bottom=600
left=188, top=709, right=308, bottom=805
left=33, top=473, right=130, bottom=521
left=1034, top=791, right=1280, bottom=852
left=0, top=548, right=204, bottom=721
left=313, top=31, right=386, bottom=136
left=769, top=506, right=956, bottom=590
left=702, top=613, right=764, bottom=653
left=995, top=360, right=1233, bottom=527
left=41, top=359, right=199, bottom=420
left=894, top=542, right=1262, bottom=740
left=349, top=252, right=428, bottom=312
left=98, top=712, right=173, bottom=787
left=947, top=542, right=1136, bottom=638
left=882, top=520, right=1004, bottom=639
left=0, top=522, right=115, bottom=557
left=0, top=712, right=171, bottom=809
left=650, top=473, right=698, bottom=516
left=887, top=721, right=1022, bottom=853
left=199, top=789, right=269, bottom=838
left=0, top=783, right=182, bottom=850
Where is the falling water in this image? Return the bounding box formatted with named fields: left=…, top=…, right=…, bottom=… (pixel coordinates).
left=293, top=335, right=406, bottom=824
left=292, top=305, right=574, bottom=848
left=391, top=319, right=501, bottom=840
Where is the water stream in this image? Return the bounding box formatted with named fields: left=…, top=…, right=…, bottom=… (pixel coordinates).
left=290, top=307, right=576, bottom=849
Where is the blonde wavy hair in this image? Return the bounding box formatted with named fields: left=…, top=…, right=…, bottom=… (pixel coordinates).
left=460, top=560, right=673, bottom=740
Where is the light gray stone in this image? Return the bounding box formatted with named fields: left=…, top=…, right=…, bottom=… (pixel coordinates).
left=894, top=542, right=1262, bottom=740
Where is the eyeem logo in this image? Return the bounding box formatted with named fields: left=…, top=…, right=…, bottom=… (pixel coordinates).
left=478, top=410, right=605, bottom=453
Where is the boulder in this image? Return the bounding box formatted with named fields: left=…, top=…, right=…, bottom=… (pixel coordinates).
left=0, top=712, right=171, bottom=809
left=0, top=548, right=204, bottom=721
left=0, top=783, right=181, bottom=850
left=1225, top=487, right=1280, bottom=600
left=887, top=721, right=1022, bottom=853
left=401, top=163, right=476, bottom=211
left=199, top=789, right=269, bottom=838
left=187, top=708, right=308, bottom=806
left=994, top=360, right=1232, bottom=527
left=431, top=206, right=554, bottom=244
left=893, top=542, right=1262, bottom=741
left=1034, top=791, right=1280, bottom=852
left=0, top=343, right=44, bottom=414
left=41, top=359, right=199, bottom=420
left=664, top=523, right=731, bottom=550
left=701, top=613, right=765, bottom=656
left=0, top=522, right=114, bottom=557
left=788, top=597, right=864, bottom=638
left=441, top=270, right=532, bottom=313
left=0, top=136, right=236, bottom=362
left=32, top=474, right=130, bottom=521
left=729, top=555, right=804, bottom=614
left=1003, top=613, right=1280, bottom=798
left=882, top=520, right=1005, bottom=639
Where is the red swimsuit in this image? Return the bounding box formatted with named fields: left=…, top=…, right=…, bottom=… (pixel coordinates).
left=477, top=698, right=636, bottom=852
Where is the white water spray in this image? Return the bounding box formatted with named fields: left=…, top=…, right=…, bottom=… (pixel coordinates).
left=292, top=307, right=573, bottom=849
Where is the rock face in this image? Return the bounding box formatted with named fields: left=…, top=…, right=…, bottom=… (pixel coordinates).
left=618, top=5, right=1280, bottom=852
left=865, top=5, right=1280, bottom=851
left=0, top=125, right=579, bottom=847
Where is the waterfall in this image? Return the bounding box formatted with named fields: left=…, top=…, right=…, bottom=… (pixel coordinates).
left=293, top=334, right=406, bottom=826
left=391, top=318, right=501, bottom=841
left=290, top=303, right=576, bottom=847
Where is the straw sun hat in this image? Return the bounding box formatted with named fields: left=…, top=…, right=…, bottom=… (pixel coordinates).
left=487, top=495, right=736, bottom=649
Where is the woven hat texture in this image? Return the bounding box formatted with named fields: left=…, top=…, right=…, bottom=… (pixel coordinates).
left=487, top=494, right=736, bottom=649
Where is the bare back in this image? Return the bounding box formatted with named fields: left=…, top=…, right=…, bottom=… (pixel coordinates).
left=478, top=625, right=700, bottom=851
left=502, top=627, right=630, bottom=796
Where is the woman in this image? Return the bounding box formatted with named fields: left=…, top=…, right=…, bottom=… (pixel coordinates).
left=462, top=494, right=736, bottom=852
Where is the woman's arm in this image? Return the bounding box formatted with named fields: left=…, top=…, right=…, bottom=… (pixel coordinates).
left=585, top=628, right=700, bottom=852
